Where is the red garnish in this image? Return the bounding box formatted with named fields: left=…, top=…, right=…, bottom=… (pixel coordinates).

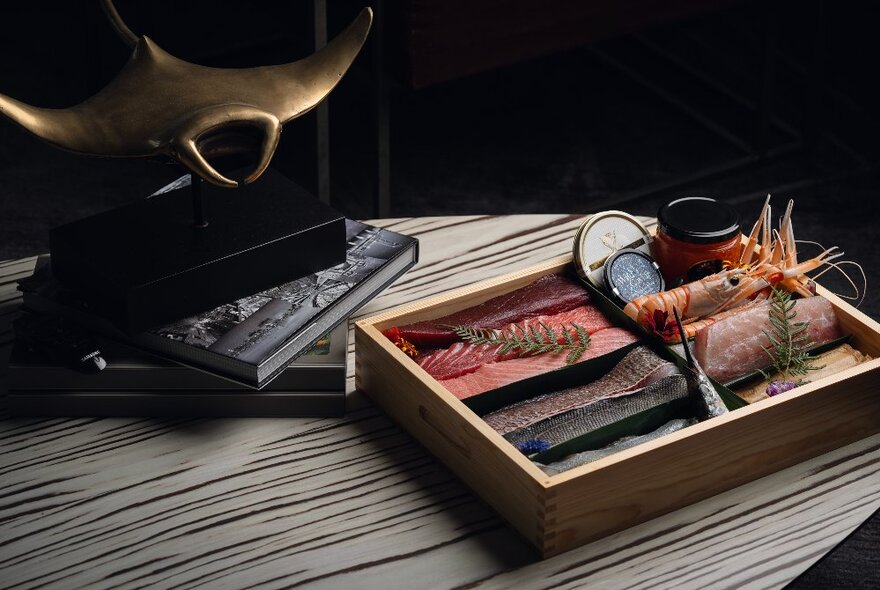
left=394, top=337, right=419, bottom=358
left=644, top=309, right=680, bottom=340
left=383, top=326, right=402, bottom=341
left=383, top=326, right=419, bottom=358
left=652, top=309, right=667, bottom=332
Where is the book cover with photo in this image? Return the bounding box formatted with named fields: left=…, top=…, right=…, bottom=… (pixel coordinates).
left=19, top=220, right=418, bottom=388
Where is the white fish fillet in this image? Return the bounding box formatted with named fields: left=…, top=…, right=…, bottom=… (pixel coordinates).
left=694, top=296, right=843, bottom=383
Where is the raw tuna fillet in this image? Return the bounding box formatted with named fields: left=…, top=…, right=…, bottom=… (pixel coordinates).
left=483, top=346, right=679, bottom=435
left=393, top=273, right=590, bottom=347
left=694, top=295, right=843, bottom=383
left=440, top=327, right=640, bottom=399
left=418, top=342, right=515, bottom=380
left=417, top=305, right=614, bottom=380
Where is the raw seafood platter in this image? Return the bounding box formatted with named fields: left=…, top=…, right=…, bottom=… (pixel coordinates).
left=355, top=197, right=880, bottom=556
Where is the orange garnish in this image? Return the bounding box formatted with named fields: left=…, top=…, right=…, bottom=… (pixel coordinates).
left=394, top=337, right=419, bottom=359
left=722, top=260, right=751, bottom=271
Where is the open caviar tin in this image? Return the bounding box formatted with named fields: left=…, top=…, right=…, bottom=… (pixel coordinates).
left=354, top=254, right=880, bottom=557
left=573, top=211, right=653, bottom=289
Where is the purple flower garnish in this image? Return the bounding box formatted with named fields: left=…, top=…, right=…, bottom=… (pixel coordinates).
left=515, top=439, right=551, bottom=455
left=766, top=380, right=798, bottom=397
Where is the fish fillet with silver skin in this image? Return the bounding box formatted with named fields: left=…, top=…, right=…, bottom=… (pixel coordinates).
left=673, top=307, right=728, bottom=419
left=534, top=418, right=698, bottom=475
left=505, top=374, right=692, bottom=447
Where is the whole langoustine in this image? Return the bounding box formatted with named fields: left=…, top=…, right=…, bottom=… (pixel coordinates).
left=623, top=267, right=772, bottom=342
left=624, top=197, right=850, bottom=342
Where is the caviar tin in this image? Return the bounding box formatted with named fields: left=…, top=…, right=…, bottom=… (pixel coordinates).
left=573, top=211, right=652, bottom=289
left=602, top=249, right=665, bottom=306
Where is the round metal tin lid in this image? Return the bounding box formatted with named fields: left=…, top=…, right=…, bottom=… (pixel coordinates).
left=603, top=249, right=665, bottom=306
left=573, top=211, right=652, bottom=288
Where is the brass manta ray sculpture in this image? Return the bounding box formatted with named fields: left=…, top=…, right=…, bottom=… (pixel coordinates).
left=0, top=4, right=373, bottom=187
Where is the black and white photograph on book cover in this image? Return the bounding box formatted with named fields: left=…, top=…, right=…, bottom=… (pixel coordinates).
left=157, top=220, right=411, bottom=364
left=14, top=215, right=417, bottom=387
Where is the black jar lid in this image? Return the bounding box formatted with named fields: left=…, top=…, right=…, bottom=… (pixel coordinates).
left=657, top=197, right=740, bottom=244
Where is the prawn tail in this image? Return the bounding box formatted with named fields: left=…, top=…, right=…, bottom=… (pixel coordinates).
left=625, top=287, right=691, bottom=331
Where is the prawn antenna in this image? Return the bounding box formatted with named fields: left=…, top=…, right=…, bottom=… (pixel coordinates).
left=810, top=259, right=867, bottom=307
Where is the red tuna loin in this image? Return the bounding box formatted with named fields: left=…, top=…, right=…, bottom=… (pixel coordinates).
left=693, top=295, right=843, bottom=383
left=417, top=305, right=614, bottom=380
left=418, top=342, right=516, bottom=381
left=393, top=273, right=590, bottom=347
left=440, top=327, right=640, bottom=400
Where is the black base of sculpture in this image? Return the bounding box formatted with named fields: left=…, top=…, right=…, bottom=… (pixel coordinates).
left=49, top=168, right=346, bottom=333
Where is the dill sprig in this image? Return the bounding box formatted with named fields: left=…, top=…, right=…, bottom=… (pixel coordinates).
left=445, top=321, right=591, bottom=364
left=760, top=287, right=824, bottom=379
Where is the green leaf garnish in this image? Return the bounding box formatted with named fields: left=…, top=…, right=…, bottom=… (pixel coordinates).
left=759, top=287, right=825, bottom=379
left=446, top=321, right=591, bottom=365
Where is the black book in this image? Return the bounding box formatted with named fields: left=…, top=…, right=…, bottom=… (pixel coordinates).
left=5, top=317, right=346, bottom=417
left=50, top=168, right=347, bottom=333
left=7, top=323, right=346, bottom=392
left=19, top=220, right=418, bottom=388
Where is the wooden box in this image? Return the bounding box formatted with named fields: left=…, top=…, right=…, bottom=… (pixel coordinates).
left=354, top=255, right=880, bottom=557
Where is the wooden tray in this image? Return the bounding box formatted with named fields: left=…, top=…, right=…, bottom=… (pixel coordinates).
left=354, top=255, right=880, bottom=557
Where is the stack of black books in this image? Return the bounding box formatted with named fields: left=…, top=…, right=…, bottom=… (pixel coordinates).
left=8, top=174, right=418, bottom=417
left=7, top=324, right=349, bottom=417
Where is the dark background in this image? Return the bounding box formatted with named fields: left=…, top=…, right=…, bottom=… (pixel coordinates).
left=2, top=1, right=879, bottom=252
left=0, top=1, right=877, bottom=586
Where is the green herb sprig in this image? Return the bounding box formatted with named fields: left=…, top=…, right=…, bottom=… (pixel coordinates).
left=760, top=287, right=824, bottom=379
left=446, top=322, right=591, bottom=364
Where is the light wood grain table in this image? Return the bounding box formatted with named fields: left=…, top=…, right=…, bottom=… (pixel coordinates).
left=1, top=214, right=878, bottom=589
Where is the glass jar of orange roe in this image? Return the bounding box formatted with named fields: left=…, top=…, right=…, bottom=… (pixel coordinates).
left=652, top=197, right=742, bottom=286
